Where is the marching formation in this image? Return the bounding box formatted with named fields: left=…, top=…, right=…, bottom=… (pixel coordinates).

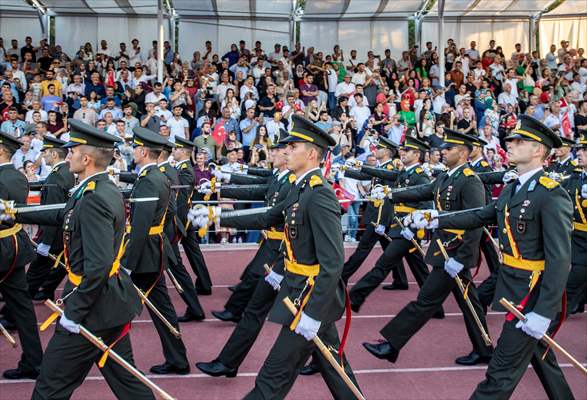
left=0, top=113, right=586, bottom=399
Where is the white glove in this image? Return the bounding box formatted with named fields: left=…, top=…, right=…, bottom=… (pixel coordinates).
left=502, top=170, right=519, bottom=184
left=0, top=200, right=14, bottom=223
left=444, top=257, right=464, bottom=278
left=581, top=184, right=587, bottom=198
left=344, top=159, right=360, bottom=169
left=294, top=312, right=321, bottom=341
left=547, top=171, right=564, bottom=182
left=411, top=210, right=438, bottom=230
left=212, top=169, right=231, bottom=182
left=36, top=243, right=51, bottom=257
left=400, top=227, right=415, bottom=241
left=198, top=180, right=214, bottom=195
left=264, top=270, right=283, bottom=291
left=370, top=185, right=387, bottom=200
left=402, top=214, right=413, bottom=227
left=59, top=313, right=80, bottom=334
left=374, top=224, right=386, bottom=235
left=516, top=312, right=551, bottom=340
left=187, top=205, right=221, bottom=227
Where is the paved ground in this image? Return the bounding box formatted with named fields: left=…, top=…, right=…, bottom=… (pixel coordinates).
left=1, top=245, right=585, bottom=399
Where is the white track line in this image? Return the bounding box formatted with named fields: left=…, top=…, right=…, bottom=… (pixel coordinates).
left=1, top=363, right=584, bottom=384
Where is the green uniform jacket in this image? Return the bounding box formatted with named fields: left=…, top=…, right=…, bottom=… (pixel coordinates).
left=392, top=164, right=485, bottom=268
left=176, top=160, right=196, bottom=227
left=38, top=161, right=75, bottom=250
left=16, top=173, right=142, bottom=329
left=344, top=160, right=399, bottom=226
left=470, top=158, right=494, bottom=204
left=121, top=164, right=170, bottom=273
left=563, top=168, right=587, bottom=265
left=221, top=170, right=345, bottom=325
left=388, top=165, right=432, bottom=238
left=546, top=157, right=578, bottom=176
left=438, top=170, right=573, bottom=319
left=0, top=163, right=35, bottom=271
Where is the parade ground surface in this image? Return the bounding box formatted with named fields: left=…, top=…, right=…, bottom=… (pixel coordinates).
left=1, top=244, right=586, bottom=400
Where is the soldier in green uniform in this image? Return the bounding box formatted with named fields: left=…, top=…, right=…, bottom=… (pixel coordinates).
left=173, top=137, right=213, bottom=298
left=563, top=133, right=587, bottom=315
left=1, top=120, right=154, bottom=398
left=158, top=137, right=206, bottom=321
left=201, top=130, right=292, bottom=323
left=363, top=129, right=493, bottom=366
left=469, top=137, right=502, bottom=314
left=348, top=136, right=435, bottom=310
left=196, top=134, right=294, bottom=377
left=26, top=135, right=75, bottom=301
left=340, top=137, right=397, bottom=283
left=547, top=136, right=577, bottom=176
left=416, top=115, right=575, bottom=399
left=0, top=132, right=43, bottom=380
left=190, top=115, right=362, bottom=399
left=123, top=127, right=190, bottom=375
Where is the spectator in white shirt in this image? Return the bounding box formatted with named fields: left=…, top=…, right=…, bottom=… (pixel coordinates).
left=497, top=83, right=518, bottom=109
left=351, top=63, right=368, bottom=85
left=11, top=134, right=38, bottom=170
left=335, top=75, right=356, bottom=99
left=543, top=101, right=562, bottom=131
left=73, top=95, right=98, bottom=126
left=265, top=111, right=285, bottom=143
left=349, top=93, right=371, bottom=129
left=348, top=85, right=369, bottom=109
left=465, top=41, right=480, bottom=61
left=166, top=105, right=190, bottom=142
left=129, top=38, right=144, bottom=65
left=155, top=98, right=173, bottom=123
left=25, top=100, right=48, bottom=122
left=504, top=68, right=520, bottom=98
left=145, top=82, right=166, bottom=104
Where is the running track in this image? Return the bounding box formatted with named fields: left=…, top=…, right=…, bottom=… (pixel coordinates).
left=1, top=244, right=586, bottom=399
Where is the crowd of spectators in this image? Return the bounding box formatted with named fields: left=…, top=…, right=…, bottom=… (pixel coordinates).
left=1, top=34, right=586, bottom=242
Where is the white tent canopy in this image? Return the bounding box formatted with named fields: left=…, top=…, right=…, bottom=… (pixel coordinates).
left=0, top=0, right=585, bottom=60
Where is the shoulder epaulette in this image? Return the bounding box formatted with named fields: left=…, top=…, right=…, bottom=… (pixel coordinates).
left=415, top=167, right=423, bottom=174
left=139, top=169, right=148, bottom=177
left=309, top=175, right=323, bottom=188
left=159, top=166, right=166, bottom=172
left=574, top=167, right=582, bottom=173
left=288, top=174, right=297, bottom=184
left=571, top=159, right=578, bottom=166
left=480, top=161, right=489, bottom=168
left=386, top=164, right=394, bottom=170
left=539, top=175, right=559, bottom=190
left=181, top=163, right=188, bottom=170
left=463, top=168, right=475, bottom=177
left=83, top=181, right=96, bottom=195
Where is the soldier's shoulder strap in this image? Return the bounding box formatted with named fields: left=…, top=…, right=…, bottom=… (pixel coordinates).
left=538, top=175, right=560, bottom=190
left=463, top=167, right=475, bottom=177
left=309, top=175, right=323, bottom=188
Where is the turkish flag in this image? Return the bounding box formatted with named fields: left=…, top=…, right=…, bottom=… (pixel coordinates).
left=212, top=121, right=226, bottom=145
left=332, top=183, right=354, bottom=212
left=559, top=98, right=572, bottom=138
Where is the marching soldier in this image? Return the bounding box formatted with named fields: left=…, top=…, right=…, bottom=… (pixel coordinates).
left=173, top=137, right=213, bottom=297
left=26, top=135, right=75, bottom=301
left=158, top=136, right=206, bottom=322
left=547, top=136, right=577, bottom=176
left=122, top=127, right=190, bottom=375
left=348, top=137, right=436, bottom=311
left=2, top=121, right=153, bottom=398
left=204, top=130, right=292, bottom=323
left=190, top=115, right=362, bottom=399
left=342, top=137, right=403, bottom=285
left=469, top=137, right=502, bottom=311
left=416, top=115, right=575, bottom=399
left=362, top=129, right=493, bottom=367
left=196, top=134, right=293, bottom=377
left=563, top=133, right=587, bottom=315
left=0, top=132, right=43, bottom=380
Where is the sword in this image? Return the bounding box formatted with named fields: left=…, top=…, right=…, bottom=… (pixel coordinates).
left=0, top=320, right=17, bottom=348
left=499, top=298, right=587, bottom=377
left=7, top=197, right=160, bottom=214
left=29, top=241, right=182, bottom=338
left=283, top=297, right=365, bottom=400
left=393, top=216, right=426, bottom=257
left=436, top=239, right=492, bottom=346
left=44, top=300, right=176, bottom=400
